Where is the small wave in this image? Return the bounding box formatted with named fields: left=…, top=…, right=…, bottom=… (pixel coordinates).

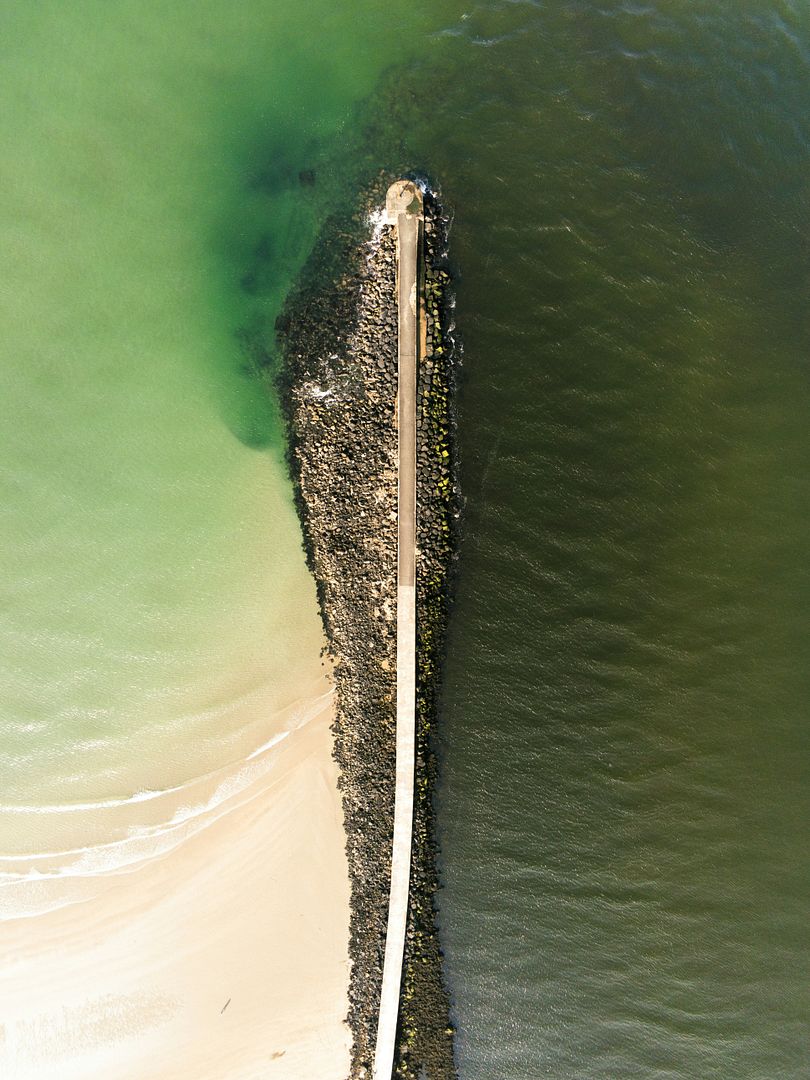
left=365, top=205, right=387, bottom=249
left=0, top=732, right=291, bottom=917
left=245, top=729, right=291, bottom=760
left=0, top=761, right=268, bottom=884
left=0, top=783, right=194, bottom=815
left=0, top=687, right=333, bottom=915
left=0, top=686, right=331, bottom=817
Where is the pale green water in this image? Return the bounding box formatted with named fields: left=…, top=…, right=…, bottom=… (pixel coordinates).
left=3, top=2, right=810, bottom=1077
left=0, top=2, right=461, bottom=844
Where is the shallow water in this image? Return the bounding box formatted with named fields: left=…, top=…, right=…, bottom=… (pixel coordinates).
left=2, top=1, right=809, bottom=1076
left=0, top=0, right=462, bottom=907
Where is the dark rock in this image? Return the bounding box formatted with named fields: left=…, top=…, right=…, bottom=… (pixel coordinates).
left=275, top=180, right=459, bottom=1080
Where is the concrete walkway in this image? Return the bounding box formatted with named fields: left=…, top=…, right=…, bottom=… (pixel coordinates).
left=372, top=180, right=423, bottom=1080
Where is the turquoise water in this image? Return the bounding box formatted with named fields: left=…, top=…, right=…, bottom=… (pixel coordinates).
left=2, top=1, right=809, bottom=1076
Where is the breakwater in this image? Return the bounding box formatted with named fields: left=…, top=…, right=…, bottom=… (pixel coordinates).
left=276, top=178, right=457, bottom=1079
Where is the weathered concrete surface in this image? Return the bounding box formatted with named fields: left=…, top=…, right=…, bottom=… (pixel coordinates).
left=373, top=180, right=423, bottom=1080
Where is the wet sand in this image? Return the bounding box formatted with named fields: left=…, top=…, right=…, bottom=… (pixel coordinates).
left=0, top=683, right=350, bottom=1080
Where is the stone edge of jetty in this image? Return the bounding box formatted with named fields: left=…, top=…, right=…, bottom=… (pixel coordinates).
left=275, top=175, right=459, bottom=1080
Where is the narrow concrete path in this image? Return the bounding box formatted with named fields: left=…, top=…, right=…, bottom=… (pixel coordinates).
left=373, top=180, right=423, bottom=1080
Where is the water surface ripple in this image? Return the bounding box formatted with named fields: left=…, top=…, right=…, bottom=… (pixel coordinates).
left=2, top=1, right=809, bottom=1075
left=415, top=2, right=810, bottom=1077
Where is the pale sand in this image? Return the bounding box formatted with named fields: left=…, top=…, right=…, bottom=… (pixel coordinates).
left=0, top=683, right=351, bottom=1080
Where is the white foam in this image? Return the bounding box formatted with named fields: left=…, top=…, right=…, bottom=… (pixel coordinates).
left=366, top=204, right=387, bottom=248
left=0, top=687, right=334, bottom=918
left=0, top=687, right=331, bottom=817
left=0, top=783, right=193, bottom=815
left=0, top=750, right=278, bottom=914
left=303, top=381, right=335, bottom=401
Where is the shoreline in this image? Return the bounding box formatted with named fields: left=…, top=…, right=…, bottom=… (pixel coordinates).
left=276, top=176, right=458, bottom=1079
left=0, top=681, right=351, bottom=1080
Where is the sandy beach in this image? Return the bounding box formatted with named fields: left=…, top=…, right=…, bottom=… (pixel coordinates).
left=0, top=681, right=350, bottom=1080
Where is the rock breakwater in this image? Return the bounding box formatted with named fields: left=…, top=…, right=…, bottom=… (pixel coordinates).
left=276, top=179, right=458, bottom=1080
